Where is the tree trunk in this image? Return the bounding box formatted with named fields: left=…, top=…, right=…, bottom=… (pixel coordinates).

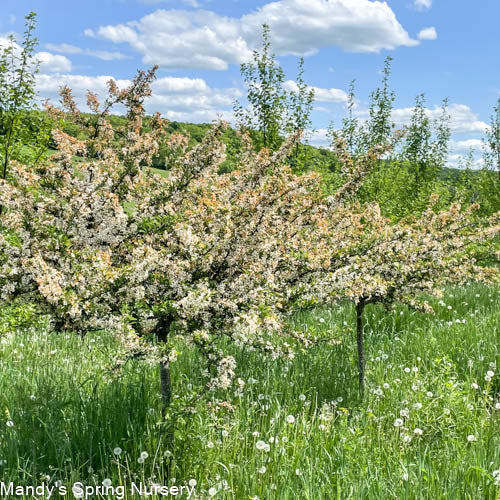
left=160, top=359, right=171, bottom=419
left=156, top=315, right=173, bottom=418
left=356, top=299, right=366, bottom=397
left=156, top=316, right=174, bottom=478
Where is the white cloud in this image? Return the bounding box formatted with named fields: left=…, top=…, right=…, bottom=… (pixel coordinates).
left=241, top=0, right=418, bottom=55
left=418, top=27, right=437, bottom=41
left=44, top=43, right=83, bottom=55
left=36, top=52, right=72, bottom=73
left=450, top=138, right=487, bottom=153
left=284, top=80, right=348, bottom=103
left=93, top=10, right=248, bottom=71
left=89, top=0, right=418, bottom=70
left=0, top=37, right=72, bottom=73
left=36, top=74, right=130, bottom=102
left=0, top=36, right=15, bottom=50
left=414, top=0, right=432, bottom=11
left=153, top=76, right=210, bottom=95
left=390, top=103, right=489, bottom=135
left=142, top=0, right=201, bottom=6
left=35, top=73, right=239, bottom=123
left=45, top=43, right=128, bottom=61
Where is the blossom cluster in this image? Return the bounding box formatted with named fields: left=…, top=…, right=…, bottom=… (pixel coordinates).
left=1, top=67, right=498, bottom=395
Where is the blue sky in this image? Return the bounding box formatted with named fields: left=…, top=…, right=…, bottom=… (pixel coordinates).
left=1, top=0, right=499, bottom=165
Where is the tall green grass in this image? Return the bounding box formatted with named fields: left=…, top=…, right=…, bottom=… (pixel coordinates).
left=0, top=283, right=499, bottom=499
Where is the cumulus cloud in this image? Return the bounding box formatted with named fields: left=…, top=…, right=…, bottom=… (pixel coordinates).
left=45, top=43, right=128, bottom=61
left=240, top=0, right=418, bottom=55
left=0, top=37, right=72, bottom=73
left=88, top=0, right=418, bottom=70
left=450, top=138, right=487, bottom=153
left=284, top=80, right=348, bottom=103
left=36, top=52, right=72, bottom=73
left=418, top=27, right=437, bottom=41
left=414, top=0, right=432, bottom=11
left=0, top=35, right=16, bottom=50
left=391, top=103, right=489, bottom=135
left=93, top=10, right=249, bottom=70
left=35, top=73, right=239, bottom=123
left=36, top=74, right=131, bottom=101
left=142, top=0, right=201, bottom=6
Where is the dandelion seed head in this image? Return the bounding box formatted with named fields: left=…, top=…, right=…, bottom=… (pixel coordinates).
left=256, top=440, right=266, bottom=450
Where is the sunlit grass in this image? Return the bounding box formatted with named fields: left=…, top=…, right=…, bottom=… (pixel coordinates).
left=0, top=283, right=499, bottom=498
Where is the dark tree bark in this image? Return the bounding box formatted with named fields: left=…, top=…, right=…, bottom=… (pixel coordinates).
left=156, top=315, right=173, bottom=418
left=356, top=299, right=366, bottom=397
left=156, top=315, right=174, bottom=477
left=160, top=359, right=171, bottom=418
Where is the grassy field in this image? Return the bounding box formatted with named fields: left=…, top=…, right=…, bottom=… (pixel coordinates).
left=0, top=283, right=499, bottom=499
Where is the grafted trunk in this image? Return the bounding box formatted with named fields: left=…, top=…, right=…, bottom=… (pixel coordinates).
left=356, top=299, right=366, bottom=397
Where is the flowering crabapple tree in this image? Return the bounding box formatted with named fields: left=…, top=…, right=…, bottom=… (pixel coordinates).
left=324, top=189, right=500, bottom=395
left=0, top=67, right=340, bottom=426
